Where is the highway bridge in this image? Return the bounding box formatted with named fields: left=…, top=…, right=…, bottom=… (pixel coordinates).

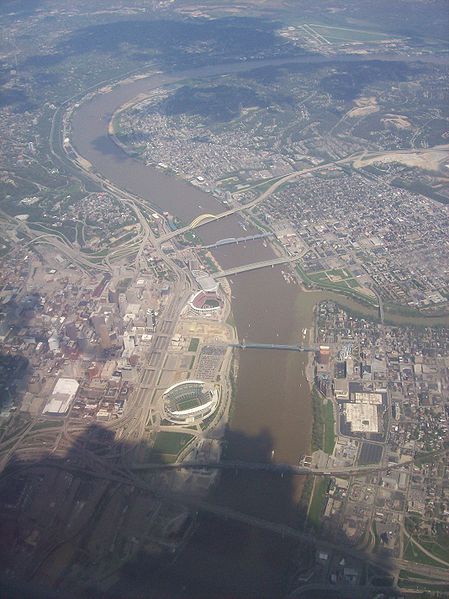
left=202, top=232, right=273, bottom=250
left=129, top=458, right=414, bottom=478
left=230, top=342, right=316, bottom=352
left=213, top=255, right=300, bottom=279
left=13, top=456, right=449, bottom=585
left=189, top=213, right=218, bottom=229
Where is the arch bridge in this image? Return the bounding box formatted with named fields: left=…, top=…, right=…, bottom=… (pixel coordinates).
left=189, top=213, right=218, bottom=229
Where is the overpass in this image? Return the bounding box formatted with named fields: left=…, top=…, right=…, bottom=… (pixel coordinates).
left=230, top=342, right=316, bottom=352
left=213, top=255, right=300, bottom=279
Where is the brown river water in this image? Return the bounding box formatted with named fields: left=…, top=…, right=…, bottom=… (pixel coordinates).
left=70, top=62, right=316, bottom=472
left=69, top=57, right=448, bottom=596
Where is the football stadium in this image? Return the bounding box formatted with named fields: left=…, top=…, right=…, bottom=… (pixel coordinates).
left=162, top=380, right=220, bottom=424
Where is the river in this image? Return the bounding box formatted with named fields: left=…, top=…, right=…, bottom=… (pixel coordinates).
left=70, top=66, right=320, bottom=458
left=68, top=56, right=448, bottom=597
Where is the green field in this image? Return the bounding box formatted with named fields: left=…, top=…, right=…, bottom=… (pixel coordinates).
left=308, top=269, right=364, bottom=294
left=398, top=569, right=449, bottom=592
left=109, top=230, right=137, bottom=248
left=152, top=431, right=194, bottom=456
left=311, top=387, right=335, bottom=454
left=32, top=420, right=64, bottom=431
left=324, top=401, right=336, bottom=454
left=296, top=263, right=378, bottom=306
left=403, top=538, right=444, bottom=567
left=188, top=337, right=200, bottom=352
left=419, top=535, right=449, bottom=563
left=308, top=477, right=329, bottom=529
left=199, top=254, right=219, bottom=274
left=178, top=398, right=200, bottom=411
left=399, top=569, right=429, bottom=581
left=414, top=450, right=440, bottom=466
left=111, top=112, right=125, bottom=136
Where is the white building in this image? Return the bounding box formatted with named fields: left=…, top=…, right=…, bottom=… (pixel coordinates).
left=43, top=378, right=79, bottom=415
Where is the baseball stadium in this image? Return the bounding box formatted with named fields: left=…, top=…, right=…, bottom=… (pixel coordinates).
left=189, top=290, right=223, bottom=313
left=162, top=380, right=220, bottom=424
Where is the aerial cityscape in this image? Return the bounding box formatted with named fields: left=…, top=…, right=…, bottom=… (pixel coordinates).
left=0, top=1, right=448, bottom=597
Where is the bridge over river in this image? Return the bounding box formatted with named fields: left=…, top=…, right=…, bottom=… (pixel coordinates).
left=230, top=341, right=317, bottom=352
left=202, top=232, right=273, bottom=250
left=129, top=458, right=413, bottom=478
left=213, top=254, right=303, bottom=279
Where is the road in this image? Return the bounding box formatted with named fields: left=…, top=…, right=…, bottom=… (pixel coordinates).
left=128, top=454, right=421, bottom=477
left=200, top=232, right=273, bottom=250
left=157, top=155, right=357, bottom=244
left=369, top=284, right=385, bottom=324
left=402, top=524, right=449, bottom=568
left=5, top=455, right=449, bottom=586
left=230, top=342, right=317, bottom=352
left=213, top=254, right=302, bottom=278
left=23, top=53, right=449, bottom=592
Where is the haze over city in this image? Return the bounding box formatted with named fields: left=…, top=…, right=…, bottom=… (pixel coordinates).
left=0, top=1, right=449, bottom=597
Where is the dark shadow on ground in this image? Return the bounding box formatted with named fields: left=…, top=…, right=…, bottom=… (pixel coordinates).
left=0, top=423, right=400, bottom=599
left=238, top=59, right=417, bottom=102
left=22, top=16, right=309, bottom=73
left=91, top=135, right=128, bottom=160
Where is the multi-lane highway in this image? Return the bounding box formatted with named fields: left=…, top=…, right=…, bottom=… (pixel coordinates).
left=20, top=55, right=449, bottom=594
left=7, top=453, right=449, bottom=587
left=128, top=455, right=418, bottom=477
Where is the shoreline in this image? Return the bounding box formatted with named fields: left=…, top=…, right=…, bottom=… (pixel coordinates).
left=108, top=93, right=449, bottom=327
left=63, top=54, right=446, bottom=504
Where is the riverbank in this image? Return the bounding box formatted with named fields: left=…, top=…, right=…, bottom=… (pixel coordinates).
left=310, top=387, right=335, bottom=455
left=63, top=56, right=447, bottom=596
left=69, top=72, right=316, bottom=469
left=299, top=287, right=449, bottom=328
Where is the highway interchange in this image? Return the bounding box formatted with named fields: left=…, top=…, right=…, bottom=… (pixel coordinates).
left=1, top=55, right=448, bottom=594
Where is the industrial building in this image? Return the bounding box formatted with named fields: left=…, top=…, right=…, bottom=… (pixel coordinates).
left=344, top=403, right=379, bottom=433
left=334, top=378, right=349, bottom=400
left=191, top=270, right=219, bottom=293
left=43, top=378, right=79, bottom=415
